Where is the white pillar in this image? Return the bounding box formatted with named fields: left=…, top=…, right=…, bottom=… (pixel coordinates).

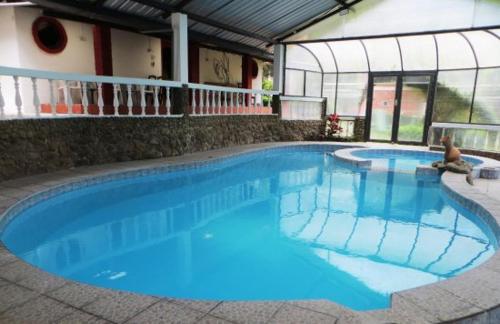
left=171, top=13, right=189, bottom=84
left=273, top=44, right=284, bottom=93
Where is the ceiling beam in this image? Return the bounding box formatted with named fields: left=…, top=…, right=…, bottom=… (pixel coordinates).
left=131, top=0, right=275, bottom=44
left=175, top=0, right=194, bottom=10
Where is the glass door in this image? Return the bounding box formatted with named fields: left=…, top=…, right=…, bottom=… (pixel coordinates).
left=367, top=73, right=434, bottom=144
left=397, top=75, right=432, bottom=142
left=368, top=76, right=399, bottom=141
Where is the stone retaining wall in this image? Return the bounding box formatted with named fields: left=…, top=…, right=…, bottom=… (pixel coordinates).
left=0, top=116, right=323, bottom=180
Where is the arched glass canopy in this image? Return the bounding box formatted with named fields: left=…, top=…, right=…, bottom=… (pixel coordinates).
left=283, top=29, right=500, bottom=124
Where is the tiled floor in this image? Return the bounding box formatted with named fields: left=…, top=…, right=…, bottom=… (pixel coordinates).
left=0, top=141, right=499, bottom=323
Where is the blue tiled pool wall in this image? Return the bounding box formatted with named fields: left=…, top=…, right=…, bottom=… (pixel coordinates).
left=352, top=149, right=483, bottom=165
left=0, top=144, right=352, bottom=234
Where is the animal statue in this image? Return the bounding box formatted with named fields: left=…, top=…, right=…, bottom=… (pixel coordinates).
left=432, top=136, right=474, bottom=185
left=441, top=135, right=461, bottom=163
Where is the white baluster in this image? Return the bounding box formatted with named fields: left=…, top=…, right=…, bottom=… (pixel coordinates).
left=127, top=84, right=133, bottom=116
left=81, top=82, right=89, bottom=115
left=217, top=91, right=222, bottom=114
left=113, top=83, right=119, bottom=116
left=200, top=89, right=204, bottom=115
left=166, top=87, right=171, bottom=115
left=211, top=90, right=216, bottom=114
left=13, top=76, right=22, bottom=118
left=204, top=89, right=210, bottom=114
left=65, top=80, right=73, bottom=115
left=97, top=82, right=104, bottom=116
left=153, top=86, right=159, bottom=115
left=49, top=79, right=56, bottom=116
left=191, top=88, right=196, bottom=115
left=223, top=91, right=228, bottom=114
left=236, top=91, right=240, bottom=114
left=0, top=80, right=4, bottom=119
left=266, top=93, right=271, bottom=110
left=31, top=77, right=40, bottom=117
left=140, top=85, right=146, bottom=116
left=229, top=91, right=234, bottom=114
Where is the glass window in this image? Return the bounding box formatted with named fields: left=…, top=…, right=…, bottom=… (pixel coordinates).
left=398, top=35, right=437, bottom=71
left=285, top=45, right=321, bottom=72
left=305, top=72, right=322, bottom=97
left=322, top=74, right=337, bottom=114
left=329, top=40, right=368, bottom=72
left=285, top=69, right=304, bottom=96
left=362, top=38, right=401, bottom=71
left=433, top=70, right=476, bottom=123
left=472, top=68, right=500, bottom=124
left=302, top=43, right=336, bottom=73
left=436, top=33, right=476, bottom=70
left=462, top=31, right=500, bottom=68
left=336, top=73, right=368, bottom=116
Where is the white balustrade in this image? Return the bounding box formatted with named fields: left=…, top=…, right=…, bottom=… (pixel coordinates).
left=0, top=66, right=278, bottom=119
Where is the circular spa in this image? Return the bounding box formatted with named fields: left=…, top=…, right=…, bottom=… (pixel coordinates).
left=0, top=146, right=498, bottom=311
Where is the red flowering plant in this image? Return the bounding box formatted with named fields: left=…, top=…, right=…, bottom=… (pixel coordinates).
left=324, top=113, right=343, bottom=139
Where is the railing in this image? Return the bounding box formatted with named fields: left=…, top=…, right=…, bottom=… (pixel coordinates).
left=280, top=96, right=325, bottom=120
left=0, top=66, right=184, bottom=118
left=0, top=66, right=279, bottom=119
left=188, top=83, right=278, bottom=116
left=428, top=122, right=500, bottom=152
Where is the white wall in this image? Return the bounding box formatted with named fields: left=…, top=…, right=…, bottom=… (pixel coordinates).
left=14, top=8, right=95, bottom=74
left=0, top=7, right=21, bottom=115
left=111, top=29, right=162, bottom=78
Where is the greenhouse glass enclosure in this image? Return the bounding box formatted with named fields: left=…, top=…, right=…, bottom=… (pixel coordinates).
left=282, top=0, right=500, bottom=151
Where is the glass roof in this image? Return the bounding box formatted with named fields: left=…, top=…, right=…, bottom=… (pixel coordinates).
left=286, top=30, right=500, bottom=73
left=286, top=0, right=500, bottom=42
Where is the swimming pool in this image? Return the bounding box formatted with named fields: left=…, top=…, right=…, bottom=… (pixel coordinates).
left=351, top=149, right=482, bottom=171
left=0, top=146, right=497, bottom=311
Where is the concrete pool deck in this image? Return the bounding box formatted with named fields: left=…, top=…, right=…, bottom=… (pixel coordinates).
left=0, top=141, right=499, bottom=323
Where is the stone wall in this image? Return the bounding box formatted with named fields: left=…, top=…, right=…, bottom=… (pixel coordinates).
left=0, top=116, right=324, bottom=180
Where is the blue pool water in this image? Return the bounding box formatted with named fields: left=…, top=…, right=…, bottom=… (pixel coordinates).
left=352, top=149, right=482, bottom=171
left=0, top=147, right=497, bottom=311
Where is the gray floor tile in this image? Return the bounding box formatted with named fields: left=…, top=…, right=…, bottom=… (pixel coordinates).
left=0, top=284, right=39, bottom=313
left=0, top=295, right=73, bottom=324
left=197, top=314, right=235, bottom=324
left=269, top=304, right=336, bottom=324
left=47, top=282, right=115, bottom=308
left=437, top=268, right=500, bottom=310
left=17, top=268, right=67, bottom=293
left=126, top=300, right=204, bottom=324
left=82, top=291, right=159, bottom=323
left=0, top=246, right=18, bottom=267
left=171, top=298, right=221, bottom=313
left=54, top=310, right=111, bottom=324
left=209, top=301, right=282, bottom=324
left=0, top=260, right=39, bottom=283
left=397, top=286, right=483, bottom=322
